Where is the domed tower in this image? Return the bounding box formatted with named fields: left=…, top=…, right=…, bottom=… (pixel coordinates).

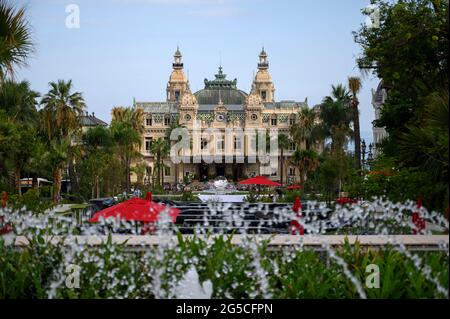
left=167, top=46, right=188, bottom=102
left=252, top=47, right=275, bottom=103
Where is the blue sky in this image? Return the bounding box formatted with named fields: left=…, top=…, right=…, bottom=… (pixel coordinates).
left=16, top=0, right=379, bottom=144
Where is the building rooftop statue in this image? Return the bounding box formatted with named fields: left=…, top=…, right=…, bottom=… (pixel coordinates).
left=194, top=66, right=248, bottom=105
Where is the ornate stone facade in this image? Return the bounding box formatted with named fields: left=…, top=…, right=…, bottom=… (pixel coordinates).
left=135, top=48, right=310, bottom=185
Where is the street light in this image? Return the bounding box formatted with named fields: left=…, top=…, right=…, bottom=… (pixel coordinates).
left=361, top=139, right=367, bottom=168
left=367, top=143, right=374, bottom=167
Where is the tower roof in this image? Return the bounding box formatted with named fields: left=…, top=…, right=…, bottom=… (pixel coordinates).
left=172, top=46, right=183, bottom=69
left=174, top=46, right=182, bottom=58
left=258, top=47, right=269, bottom=70
left=259, top=46, right=267, bottom=57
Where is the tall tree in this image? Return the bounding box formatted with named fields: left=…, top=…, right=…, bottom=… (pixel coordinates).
left=290, top=149, right=319, bottom=186
left=112, top=106, right=145, bottom=136
left=40, top=80, right=86, bottom=204
left=111, top=106, right=145, bottom=192
left=0, top=0, right=34, bottom=82
left=319, top=84, right=352, bottom=150
left=278, top=133, right=291, bottom=185
left=0, top=80, right=39, bottom=194
left=150, top=137, right=170, bottom=188
left=354, top=0, right=449, bottom=159
left=348, top=76, right=362, bottom=170
left=290, top=106, right=321, bottom=151
left=110, top=121, right=141, bottom=193
left=82, top=126, right=113, bottom=198
left=166, top=120, right=186, bottom=188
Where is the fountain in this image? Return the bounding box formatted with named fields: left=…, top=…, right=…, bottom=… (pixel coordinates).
left=0, top=197, right=448, bottom=299
left=198, top=176, right=247, bottom=203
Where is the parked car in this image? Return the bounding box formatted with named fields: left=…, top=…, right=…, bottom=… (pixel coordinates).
left=89, top=197, right=116, bottom=214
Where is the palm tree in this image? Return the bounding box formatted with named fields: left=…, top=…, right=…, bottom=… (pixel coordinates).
left=111, top=121, right=141, bottom=193
left=0, top=0, right=34, bottom=82
left=40, top=80, right=86, bottom=204
left=111, top=106, right=146, bottom=192
left=112, top=106, right=145, bottom=136
left=278, top=133, right=290, bottom=185
left=132, top=161, right=148, bottom=191
left=150, top=137, right=170, bottom=188
left=290, top=106, right=321, bottom=151
left=111, top=107, right=126, bottom=122
left=348, top=76, right=362, bottom=170
left=290, top=149, right=319, bottom=185
left=0, top=80, right=39, bottom=124
left=319, top=84, right=352, bottom=150
left=41, top=80, right=85, bottom=138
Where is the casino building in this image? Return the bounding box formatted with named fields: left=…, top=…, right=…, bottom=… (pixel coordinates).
left=134, top=48, right=312, bottom=185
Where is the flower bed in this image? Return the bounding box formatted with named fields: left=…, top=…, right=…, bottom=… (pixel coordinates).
left=0, top=233, right=448, bottom=299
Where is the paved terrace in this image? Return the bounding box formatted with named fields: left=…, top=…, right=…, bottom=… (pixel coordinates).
left=4, top=235, right=449, bottom=252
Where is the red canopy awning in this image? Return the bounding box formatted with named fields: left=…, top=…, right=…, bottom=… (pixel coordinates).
left=239, top=176, right=281, bottom=186
left=89, top=197, right=180, bottom=223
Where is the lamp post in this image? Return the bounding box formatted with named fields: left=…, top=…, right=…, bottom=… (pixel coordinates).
left=361, top=139, right=367, bottom=169
left=367, top=143, right=374, bottom=168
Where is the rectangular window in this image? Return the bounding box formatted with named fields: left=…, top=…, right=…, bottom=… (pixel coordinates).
left=261, top=90, right=267, bottom=101
left=216, top=136, right=224, bottom=151
left=164, top=117, right=170, bottom=126
left=289, top=117, right=295, bottom=125
left=145, top=137, right=153, bottom=151
left=234, top=136, right=242, bottom=150
left=175, top=91, right=180, bottom=101
left=271, top=118, right=277, bottom=126
left=146, top=117, right=152, bottom=126
left=165, top=166, right=171, bottom=176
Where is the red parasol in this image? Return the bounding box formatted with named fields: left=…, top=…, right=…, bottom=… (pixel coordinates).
left=286, top=185, right=303, bottom=190
left=89, top=195, right=180, bottom=223
left=239, top=176, right=281, bottom=187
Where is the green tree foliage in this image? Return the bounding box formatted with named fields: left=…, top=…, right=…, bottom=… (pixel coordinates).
left=80, top=126, right=113, bottom=199
left=150, top=137, right=170, bottom=188
left=0, top=0, right=34, bottom=81
left=348, top=76, right=362, bottom=170
left=110, top=120, right=141, bottom=193
left=355, top=0, right=449, bottom=211
left=319, top=84, right=353, bottom=149
left=40, top=80, right=86, bottom=204
left=355, top=0, right=448, bottom=157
